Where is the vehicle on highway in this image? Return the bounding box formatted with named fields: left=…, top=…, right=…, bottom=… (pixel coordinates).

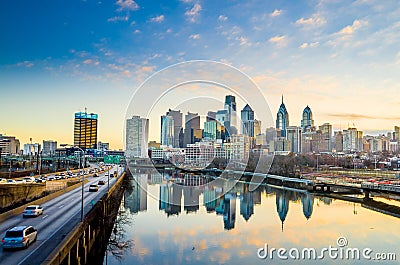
left=22, top=177, right=35, bottom=183
left=7, top=179, right=16, bottom=184
left=47, top=176, right=55, bottom=181
left=15, top=179, right=24, bottom=184
left=34, top=178, right=46, bottom=183
left=105, top=172, right=109, bottom=176
left=93, top=173, right=99, bottom=177
left=0, top=178, right=7, bottom=184
left=98, top=180, right=105, bottom=185
left=23, top=205, right=44, bottom=217
left=60, top=172, right=65, bottom=176
left=2, top=226, right=37, bottom=250
left=89, top=184, right=99, bottom=192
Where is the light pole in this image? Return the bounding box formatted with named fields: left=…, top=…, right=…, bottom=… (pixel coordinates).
left=61, top=144, right=85, bottom=222
left=316, top=153, right=321, bottom=173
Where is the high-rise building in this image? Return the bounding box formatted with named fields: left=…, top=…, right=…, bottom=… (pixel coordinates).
left=184, top=112, right=200, bottom=147
left=286, top=126, right=302, bottom=153
left=319, top=123, right=332, bottom=152
left=0, top=134, right=20, bottom=155
left=42, top=140, right=57, bottom=155
left=254, top=119, right=261, bottom=136
left=276, top=96, right=289, bottom=137
left=216, top=110, right=226, bottom=125
left=301, top=106, right=314, bottom=132
left=334, top=131, right=343, bottom=152
left=160, top=115, right=174, bottom=147
left=74, top=112, right=98, bottom=150
left=166, top=109, right=183, bottom=148
left=126, top=115, right=149, bottom=158
left=97, top=142, right=109, bottom=152
left=343, top=127, right=363, bottom=152
left=224, top=95, right=237, bottom=137
left=23, top=143, right=41, bottom=155
left=204, top=121, right=222, bottom=140
left=241, top=104, right=255, bottom=137
left=394, top=126, right=400, bottom=141
left=206, top=111, right=217, bottom=122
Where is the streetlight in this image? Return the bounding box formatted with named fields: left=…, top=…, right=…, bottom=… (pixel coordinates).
left=61, top=144, right=85, bottom=222
left=316, top=153, right=321, bottom=173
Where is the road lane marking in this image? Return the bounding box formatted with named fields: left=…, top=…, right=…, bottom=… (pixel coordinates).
left=59, top=204, right=64, bottom=208
left=42, top=214, right=49, bottom=219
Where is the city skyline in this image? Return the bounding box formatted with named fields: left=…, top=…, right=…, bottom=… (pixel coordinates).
left=1, top=1, right=400, bottom=149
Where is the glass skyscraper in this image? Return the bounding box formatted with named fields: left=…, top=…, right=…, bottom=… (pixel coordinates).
left=276, top=96, right=289, bottom=137
left=301, top=105, right=314, bottom=132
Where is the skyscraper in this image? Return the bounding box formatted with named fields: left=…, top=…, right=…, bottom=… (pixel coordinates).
left=184, top=112, right=200, bottom=147
left=204, top=121, right=222, bottom=140
left=319, top=123, right=332, bottom=152
left=286, top=126, right=302, bottom=153
left=276, top=96, right=289, bottom=137
left=224, top=95, right=237, bottom=137
left=160, top=115, right=174, bottom=147
left=74, top=111, right=98, bottom=150
left=241, top=104, right=255, bottom=137
left=301, top=106, right=314, bottom=132
left=166, top=109, right=183, bottom=148
left=42, top=140, right=57, bottom=155
left=126, top=115, right=149, bottom=158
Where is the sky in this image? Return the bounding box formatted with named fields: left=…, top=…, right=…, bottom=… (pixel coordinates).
left=0, top=0, right=399, bottom=149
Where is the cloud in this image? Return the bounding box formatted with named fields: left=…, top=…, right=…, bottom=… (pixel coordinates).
left=16, top=61, right=34, bottom=68
left=218, top=15, right=228, bottom=21
left=189, top=34, right=201, bottom=40
left=116, top=0, right=139, bottom=11
left=268, top=35, right=287, bottom=47
left=295, top=14, right=326, bottom=27
left=300, top=42, right=319, bottom=49
left=270, top=9, right=282, bottom=17
left=133, top=29, right=141, bottom=34
left=150, top=15, right=165, bottom=23
left=338, top=19, right=367, bottom=35
left=107, top=16, right=129, bottom=22
left=82, top=59, right=100, bottom=65
left=237, top=36, right=251, bottom=46
left=326, top=113, right=400, bottom=120
left=185, top=3, right=202, bottom=22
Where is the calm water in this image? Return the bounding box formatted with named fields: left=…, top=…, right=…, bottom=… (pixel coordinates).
left=104, top=169, right=400, bottom=265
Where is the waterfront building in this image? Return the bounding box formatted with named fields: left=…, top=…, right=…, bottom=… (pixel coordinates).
left=301, top=106, right=314, bottom=132
left=126, top=115, right=149, bottom=158
left=161, top=115, right=174, bottom=147
left=42, top=140, right=57, bottom=155
left=125, top=175, right=147, bottom=214
left=166, top=109, right=183, bottom=148
left=74, top=111, right=98, bottom=150
left=276, top=96, right=289, bottom=137
left=286, top=126, right=302, bottom=153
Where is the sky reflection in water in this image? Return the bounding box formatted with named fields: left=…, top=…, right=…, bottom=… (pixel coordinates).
left=105, top=170, right=400, bottom=265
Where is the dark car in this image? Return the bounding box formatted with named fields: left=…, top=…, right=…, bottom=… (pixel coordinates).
left=98, top=180, right=105, bottom=185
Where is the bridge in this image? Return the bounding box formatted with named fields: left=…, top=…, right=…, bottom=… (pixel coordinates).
left=0, top=165, right=126, bottom=265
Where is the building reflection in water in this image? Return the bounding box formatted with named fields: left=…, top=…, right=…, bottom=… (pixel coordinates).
left=125, top=174, right=147, bottom=214
left=301, top=193, right=314, bottom=220
left=126, top=170, right=315, bottom=231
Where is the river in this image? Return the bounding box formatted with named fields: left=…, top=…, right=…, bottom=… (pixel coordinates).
left=102, top=168, right=400, bottom=264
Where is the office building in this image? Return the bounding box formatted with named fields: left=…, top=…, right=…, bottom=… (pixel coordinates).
left=184, top=112, right=200, bottom=146
left=42, top=140, right=57, bottom=155
left=23, top=143, right=41, bottom=155
left=224, top=95, right=237, bottom=137
left=207, top=111, right=217, bottom=122
left=254, top=119, right=261, bottom=136
left=74, top=111, right=98, bottom=150
left=286, top=126, right=302, bottom=153
left=319, top=123, right=332, bottom=152
left=126, top=115, right=149, bottom=158
left=301, top=106, right=314, bottom=132
left=0, top=134, right=20, bottom=155
left=276, top=96, right=289, bottom=137
left=160, top=115, right=174, bottom=147
left=241, top=104, right=255, bottom=137
left=166, top=109, right=183, bottom=148
left=204, top=121, right=222, bottom=140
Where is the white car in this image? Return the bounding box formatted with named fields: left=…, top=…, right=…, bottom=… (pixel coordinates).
left=0, top=178, right=7, bottom=184
left=23, top=205, right=44, bottom=217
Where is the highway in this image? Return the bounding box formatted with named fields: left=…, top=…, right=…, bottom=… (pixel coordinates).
left=0, top=165, right=124, bottom=265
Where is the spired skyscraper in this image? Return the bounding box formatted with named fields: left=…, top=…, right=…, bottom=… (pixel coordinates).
left=241, top=104, right=255, bottom=137
left=74, top=111, right=98, bottom=150
left=126, top=115, right=149, bottom=158
left=276, top=96, right=289, bottom=137
left=301, top=105, right=314, bottom=132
